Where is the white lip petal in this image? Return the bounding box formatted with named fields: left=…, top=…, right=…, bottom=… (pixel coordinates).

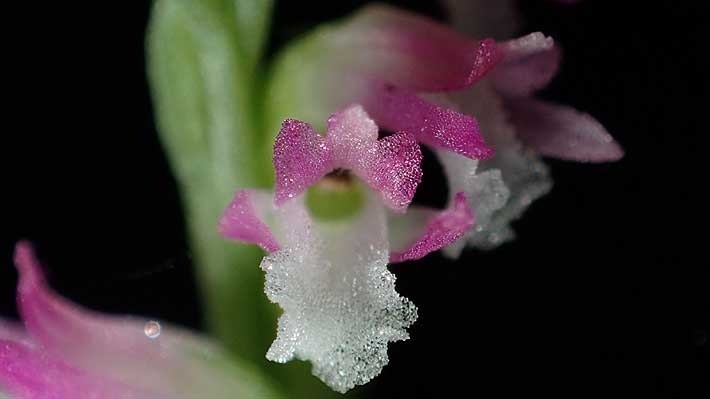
left=259, top=193, right=417, bottom=393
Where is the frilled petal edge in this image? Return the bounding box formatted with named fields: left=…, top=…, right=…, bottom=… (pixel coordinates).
left=259, top=194, right=417, bottom=393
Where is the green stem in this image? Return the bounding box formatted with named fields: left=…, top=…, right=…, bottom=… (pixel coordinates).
left=147, top=1, right=351, bottom=397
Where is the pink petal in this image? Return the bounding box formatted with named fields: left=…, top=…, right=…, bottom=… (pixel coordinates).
left=273, top=118, right=332, bottom=204
left=219, top=188, right=316, bottom=251
left=340, top=5, right=500, bottom=91
left=507, top=99, right=624, bottom=162
left=325, top=105, right=422, bottom=211
left=272, top=105, right=424, bottom=211
left=492, top=32, right=561, bottom=97
left=390, top=192, right=475, bottom=262
left=366, top=132, right=423, bottom=212
left=0, top=340, right=156, bottom=399
left=364, top=84, right=494, bottom=160
left=12, top=242, right=266, bottom=398
left=325, top=104, right=379, bottom=165
left=218, top=189, right=280, bottom=252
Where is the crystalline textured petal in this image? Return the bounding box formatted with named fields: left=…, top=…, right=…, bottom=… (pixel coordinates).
left=445, top=81, right=552, bottom=250
left=367, top=132, right=423, bottom=211
left=273, top=105, right=423, bottom=211
left=389, top=192, right=475, bottom=262
left=364, top=84, right=494, bottom=160
left=273, top=119, right=332, bottom=204
left=218, top=190, right=280, bottom=252
left=258, top=194, right=417, bottom=393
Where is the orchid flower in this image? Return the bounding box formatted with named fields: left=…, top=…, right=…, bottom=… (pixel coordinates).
left=266, top=4, right=623, bottom=256
left=145, top=0, right=625, bottom=396
left=219, top=105, right=474, bottom=392
left=0, top=242, right=279, bottom=399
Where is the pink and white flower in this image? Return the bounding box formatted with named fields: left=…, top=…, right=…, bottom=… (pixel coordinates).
left=267, top=4, right=623, bottom=254
left=220, top=2, right=623, bottom=393
left=219, top=106, right=474, bottom=392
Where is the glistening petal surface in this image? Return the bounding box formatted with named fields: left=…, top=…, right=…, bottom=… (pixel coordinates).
left=273, top=105, right=423, bottom=210
left=218, top=189, right=281, bottom=252
left=364, top=84, right=494, bottom=160
left=445, top=81, right=552, bottom=249
left=389, top=193, right=475, bottom=262
left=248, top=194, right=417, bottom=393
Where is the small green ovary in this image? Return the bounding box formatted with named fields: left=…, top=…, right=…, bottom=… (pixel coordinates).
left=305, top=170, right=366, bottom=221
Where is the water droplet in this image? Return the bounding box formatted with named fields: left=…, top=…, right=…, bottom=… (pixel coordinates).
left=144, top=321, right=161, bottom=339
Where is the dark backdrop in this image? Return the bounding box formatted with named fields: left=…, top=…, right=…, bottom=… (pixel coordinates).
left=3, top=1, right=708, bottom=397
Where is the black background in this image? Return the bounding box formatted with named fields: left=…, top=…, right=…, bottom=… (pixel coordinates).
left=3, top=1, right=708, bottom=397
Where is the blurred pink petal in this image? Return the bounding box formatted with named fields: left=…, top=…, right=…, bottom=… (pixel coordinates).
left=0, top=340, right=156, bottom=399
left=507, top=99, right=624, bottom=162
left=6, top=242, right=277, bottom=399
left=337, top=5, right=499, bottom=91
left=219, top=190, right=281, bottom=252
left=492, top=32, right=561, bottom=97
left=273, top=105, right=423, bottom=211
left=390, top=192, right=475, bottom=262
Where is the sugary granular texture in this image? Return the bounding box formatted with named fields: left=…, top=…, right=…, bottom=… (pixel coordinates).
left=218, top=190, right=280, bottom=252
left=436, top=150, right=510, bottom=257
left=364, top=83, right=495, bottom=160
left=443, top=80, right=551, bottom=251
left=273, top=119, right=332, bottom=204
left=259, top=195, right=417, bottom=393
left=273, top=105, right=422, bottom=211
left=390, top=192, right=475, bottom=262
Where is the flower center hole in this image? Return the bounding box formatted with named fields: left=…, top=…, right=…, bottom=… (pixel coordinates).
left=324, top=168, right=354, bottom=185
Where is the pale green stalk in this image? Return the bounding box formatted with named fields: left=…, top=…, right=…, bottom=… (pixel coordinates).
left=147, top=1, right=344, bottom=397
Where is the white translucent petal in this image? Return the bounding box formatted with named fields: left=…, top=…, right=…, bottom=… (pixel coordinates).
left=444, top=80, right=552, bottom=252
left=259, top=193, right=417, bottom=393
left=437, top=150, right=510, bottom=257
